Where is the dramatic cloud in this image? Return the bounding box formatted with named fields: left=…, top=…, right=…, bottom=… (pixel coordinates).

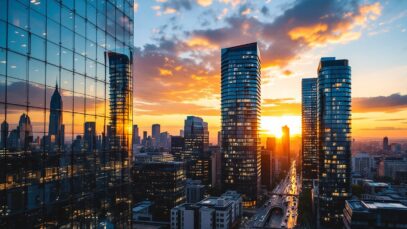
left=353, top=93, right=407, bottom=113
left=134, top=0, right=382, bottom=116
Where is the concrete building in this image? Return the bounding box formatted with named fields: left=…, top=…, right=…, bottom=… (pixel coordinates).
left=171, top=191, right=242, bottom=229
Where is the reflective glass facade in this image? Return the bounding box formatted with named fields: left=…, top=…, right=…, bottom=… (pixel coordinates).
left=0, top=0, right=134, bottom=227
left=317, top=57, right=351, bottom=226
left=183, top=116, right=210, bottom=185
left=301, top=78, right=318, bottom=190
left=221, top=42, right=261, bottom=207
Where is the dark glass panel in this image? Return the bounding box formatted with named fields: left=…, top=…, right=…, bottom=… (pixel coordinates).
left=7, top=78, right=27, bottom=105
left=47, top=19, right=60, bottom=44
left=0, top=48, right=5, bottom=75
left=47, top=0, right=61, bottom=23
left=0, top=21, right=6, bottom=48
left=30, top=35, right=46, bottom=61
left=29, top=58, right=46, bottom=85
left=30, top=9, right=46, bottom=38
left=28, top=81, right=46, bottom=109
left=30, top=0, right=46, bottom=15
left=9, top=1, right=28, bottom=29
left=8, top=24, right=28, bottom=54
left=7, top=51, right=27, bottom=81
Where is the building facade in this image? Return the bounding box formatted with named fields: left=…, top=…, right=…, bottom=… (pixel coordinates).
left=221, top=42, right=261, bottom=207
left=171, top=191, right=242, bottom=229
left=317, top=57, right=352, bottom=227
left=0, top=0, right=134, bottom=227
left=133, top=154, right=187, bottom=221
left=301, top=78, right=318, bottom=190
left=184, top=116, right=210, bottom=184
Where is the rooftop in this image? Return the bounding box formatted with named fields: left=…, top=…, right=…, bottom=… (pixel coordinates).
left=347, top=200, right=407, bottom=212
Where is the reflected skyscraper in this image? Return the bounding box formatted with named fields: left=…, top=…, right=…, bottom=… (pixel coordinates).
left=317, top=57, right=351, bottom=227
left=221, top=42, right=261, bottom=207
left=48, top=84, right=64, bottom=148
left=302, top=78, right=318, bottom=190
left=18, top=113, right=33, bottom=150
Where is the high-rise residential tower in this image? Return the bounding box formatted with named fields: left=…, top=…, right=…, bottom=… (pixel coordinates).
left=302, top=78, right=318, bottom=190
left=0, top=0, right=134, bottom=227
left=221, top=42, right=261, bottom=207
left=317, top=57, right=352, bottom=227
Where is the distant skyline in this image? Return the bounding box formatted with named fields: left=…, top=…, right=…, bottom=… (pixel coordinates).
left=133, top=0, right=407, bottom=143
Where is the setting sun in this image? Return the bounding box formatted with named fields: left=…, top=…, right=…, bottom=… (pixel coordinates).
left=261, top=116, right=301, bottom=138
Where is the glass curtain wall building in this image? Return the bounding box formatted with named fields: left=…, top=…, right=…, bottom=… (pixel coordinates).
left=0, top=0, right=134, bottom=227
left=301, top=78, right=318, bottom=190
left=317, top=57, right=351, bottom=227
left=221, top=42, right=261, bottom=207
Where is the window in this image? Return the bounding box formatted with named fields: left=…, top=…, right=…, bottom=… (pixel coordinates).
left=75, top=0, right=86, bottom=17
left=0, top=0, right=7, bottom=21
left=75, top=15, right=86, bottom=35
left=47, top=0, right=61, bottom=23
left=30, top=0, right=46, bottom=15
left=75, top=34, right=86, bottom=56
left=61, top=27, right=74, bottom=50
left=74, top=54, right=85, bottom=75
left=61, top=48, right=73, bottom=70
left=8, top=25, right=28, bottom=54
left=29, top=58, right=46, bottom=85
left=30, top=9, right=46, bottom=37
left=61, top=7, right=74, bottom=30
left=0, top=48, right=6, bottom=75
left=9, top=1, right=28, bottom=29
left=47, top=19, right=60, bottom=44
left=0, top=21, right=6, bottom=48
left=46, top=64, right=59, bottom=88
left=31, top=35, right=46, bottom=61
left=47, top=41, right=60, bottom=66
left=7, top=51, right=27, bottom=81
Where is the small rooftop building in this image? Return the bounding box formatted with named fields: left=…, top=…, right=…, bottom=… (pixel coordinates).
left=343, top=200, right=407, bottom=229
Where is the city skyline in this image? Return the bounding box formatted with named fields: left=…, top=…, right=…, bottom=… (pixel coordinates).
left=133, top=0, right=407, bottom=143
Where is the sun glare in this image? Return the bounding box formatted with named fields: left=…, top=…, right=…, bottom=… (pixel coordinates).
left=261, top=116, right=301, bottom=138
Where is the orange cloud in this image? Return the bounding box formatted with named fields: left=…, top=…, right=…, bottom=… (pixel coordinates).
left=289, top=23, right=328, bottom=44
left=186, top=36, right=218, bottom=50
left=197, top=0, right=212, bottom=7
left=159, top=68, right=173, bottom=76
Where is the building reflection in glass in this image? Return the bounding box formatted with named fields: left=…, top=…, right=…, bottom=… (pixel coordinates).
left=0, top=0, right=134, bottom=227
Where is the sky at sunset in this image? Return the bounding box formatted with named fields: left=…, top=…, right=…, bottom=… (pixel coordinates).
left=132, top=0, right=407, bottom=144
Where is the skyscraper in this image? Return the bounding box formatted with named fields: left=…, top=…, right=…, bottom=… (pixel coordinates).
left=107, top=51, right=133, bottom=152
left=302, top=78, right=318, bottom=190
left=18, top=113, right=33, bottom=150
left=133, top=124, right=140, bottom=145
left=0, top=120, right=8, bottom=149
left=383, top=136, right=389, bottom=152
left=184, top=116, right=210, bottom=184
left=84, top=121, right=96, bottom=152
left=221, top=42, right=261, bottom=207
left=282, top=125, right=290, bottom=172
left=48, top=84, right=64, bottom=148
left=267, top=137, right=278, bottom=185
left=317, top=57, right=351, bottom=227
left=152, top=124, right=160, bottom=147
left=0, top=0, right=134, bottom=227
left=171, top=136, right=185, bottom=160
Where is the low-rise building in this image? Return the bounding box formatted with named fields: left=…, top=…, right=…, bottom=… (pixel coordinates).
left=343, top=200, right=407, bottom=229
left=186, top=179, right=206, bottom=203
left=171, top=191, right=242, bottom=229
